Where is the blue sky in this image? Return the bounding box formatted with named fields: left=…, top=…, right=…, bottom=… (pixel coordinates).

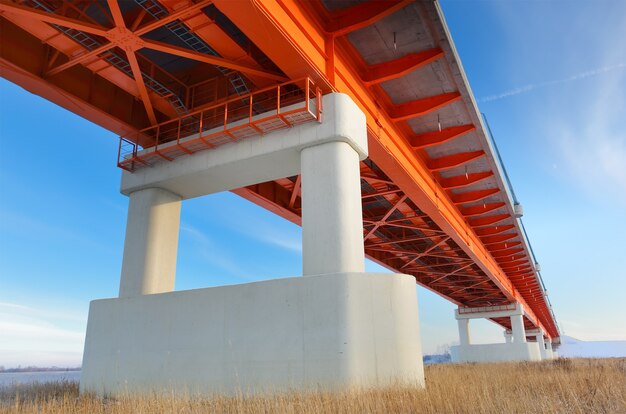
left=1, top=1, right=625, bottom=368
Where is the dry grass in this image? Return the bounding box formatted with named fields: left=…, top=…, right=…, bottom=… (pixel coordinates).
left=1, top=358, right=625, bottom=413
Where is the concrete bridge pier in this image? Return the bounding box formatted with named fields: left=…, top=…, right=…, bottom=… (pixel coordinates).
left=450, top=303, right=543, bottom=363
left=118, top=187, right=181, bottom=297
left=80, top=93, right=425, bottom=397
left=526, top=329, right=555, bottom=360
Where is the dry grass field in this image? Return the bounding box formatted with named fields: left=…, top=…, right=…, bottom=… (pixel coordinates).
left=1, top=358, right=625, bottom=413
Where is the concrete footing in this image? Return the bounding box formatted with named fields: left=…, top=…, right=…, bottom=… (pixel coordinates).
left=81, top=272, right=424, bottom=396
left=81, top=93, right=425, bottom=396
left=450, top=342, right=542, bottom=363
left=450, top=304, right=554, bottom=363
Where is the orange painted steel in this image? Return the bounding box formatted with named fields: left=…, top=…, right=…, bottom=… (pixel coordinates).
left=410, top=124, right=476, bottom=149
left=210, top=0, right=557, bottom=338
left=361, top=48, right=445, bottom=86
left=0, top=0, right=558, bottom=339
left=118, top=78, right=321, bottom=171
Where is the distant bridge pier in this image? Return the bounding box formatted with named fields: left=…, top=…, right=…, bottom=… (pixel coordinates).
left=526, top=329, right=555, bottom=360
left=450, top=304, right=545, bottom=363
left=80, top=93, right=425, bottom=397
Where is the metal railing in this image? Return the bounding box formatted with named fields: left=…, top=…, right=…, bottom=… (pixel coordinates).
left=118, top=77, right=321, bottom=172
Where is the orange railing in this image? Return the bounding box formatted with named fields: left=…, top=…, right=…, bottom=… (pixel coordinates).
left=118, top=77, right=322, bottom=172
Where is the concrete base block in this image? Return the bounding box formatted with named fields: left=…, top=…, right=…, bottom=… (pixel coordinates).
left=80, top=273, right=424, bottom=396
left=450, top=342, right=542, bottom=363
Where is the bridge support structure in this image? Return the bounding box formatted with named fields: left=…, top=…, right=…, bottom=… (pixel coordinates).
left=80, top=93, right=425, bottom=396
left=526, top=329, right=555, bottom=360
left=450, top=303, right=549, bottom=363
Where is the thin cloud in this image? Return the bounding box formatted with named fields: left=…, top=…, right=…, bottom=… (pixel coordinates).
left=480, top=63, right=626, bottom=102
left=0, top=304, right=86, bottom=367
left=0, top=301, right=87, bottom=323
left=180, top=223, right=257, bottom=281
left=549, top=65, right=626, bottom=206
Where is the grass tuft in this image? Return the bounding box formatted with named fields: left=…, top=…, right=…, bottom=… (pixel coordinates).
left=1, top=358, right=624, bottom=413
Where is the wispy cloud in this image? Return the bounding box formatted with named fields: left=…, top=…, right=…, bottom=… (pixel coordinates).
left=180, top=223, right=256, bottom=281
left=0, top=302, right=86, bottom=367
left=547, top=63, right=626, bottom=206
left=0, top=207, right=112, bottom=251
left=189, top=197, right=303, bottom=254
left=256, top=232, right=302, bottom=253
left=0, top=301, right=87, bottom=323
left=479, top=63, right=626, bottom=102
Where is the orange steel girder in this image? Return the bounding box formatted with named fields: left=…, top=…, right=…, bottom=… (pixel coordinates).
left=0, top=0, right=556, bottom=338
left=410, top=124, right=476, bottom=149
left=361, top=48, right=444, bottom=86
left=211, top=0, right=552, bottom=336
left=439, top=171, right=494, bottom=190
left=0, top=0, right=285, bottom=127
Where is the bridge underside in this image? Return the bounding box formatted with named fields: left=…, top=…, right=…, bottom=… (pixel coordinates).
left=0, top=0, right=557, bottom=339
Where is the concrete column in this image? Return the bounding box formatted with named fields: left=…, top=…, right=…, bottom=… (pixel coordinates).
left=536, top=332, right=546, bottom=358
left=458, top=318, right=471, bottom=346
left=535, top=332, right=546, bottom=351
left=510, top=313, right=526, bottom=343
left=504, top=330, right=513, bottom=343
left=301, top=140, right=365, bottom=275
left=119, top=188, right=182, bottom=297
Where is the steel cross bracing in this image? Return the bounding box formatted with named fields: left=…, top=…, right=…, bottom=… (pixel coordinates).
left=0, top=0, right=559, bottom=339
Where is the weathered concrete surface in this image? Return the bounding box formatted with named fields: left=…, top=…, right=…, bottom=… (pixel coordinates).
left=301, top=140, right=364, bottom=275
left=450, top=342, right=542, bottom=363
left=118, top=188, right=181, bottom=298
left=81, top=272, right=425, bottom=396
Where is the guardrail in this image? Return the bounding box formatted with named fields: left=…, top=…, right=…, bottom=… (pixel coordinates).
left=118, top=77, right=321, bottom=172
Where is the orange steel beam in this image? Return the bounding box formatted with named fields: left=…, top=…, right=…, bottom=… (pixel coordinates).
left=134, top=0, right=213, bottom=36
left=388, top=92, right=461, bottom=121
left=156, top=0, right=275, bottom=89
left=451, top=188, right=500, bottom=204
left=126, top=50, right=157, bottom=125
left=410, top=124, right=475, bottom=148
left=327, top=0, right=412, bottom=36
left=288, top=175, right=301, bottom=209
left=212, top=0, right=549, bottom=334
left=503, top=266, right=532, bottom=274
left=475, top=225, right=515, bottom=236
left=460, top=202, right=505, bottom=217
left=106, top=0, right=126, bottom=28
left=427, top=150, right=485, bottom=171
left=508, top=270, right=534, bottom=277
left=1, top=7, right=179, bottom=119
left=105, top=0, right=157, bottom=125
left=46, top=43, right=113, bottom=77
left=47, top=0, right=214, bottom=77
left=488, top=241, right=522, bottom=252
left=500, top=259, right=530, bottom=268
left=363, top=195, right=408, bottom=240
left=362, top=188, right=404, bottom=199
left=1, top=0, right=552, bottom=335
left=141, top=39, right=287, bottom=82
left=0, top=1, right=109, bottom=36
left=0, top=55, right=141, bottom=137
left=469, top=213, right=510, bottom=227
left=46, top=0, right=211, bottom=76
left=439, top=171, right=494, bottom=190
left=497, top=254, right=527, bottom=263
left=491, top=248, right=525, bottom=258
left=361, top=48, right=444, bottom=85
left=481, top=233, right=518, bottom=245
